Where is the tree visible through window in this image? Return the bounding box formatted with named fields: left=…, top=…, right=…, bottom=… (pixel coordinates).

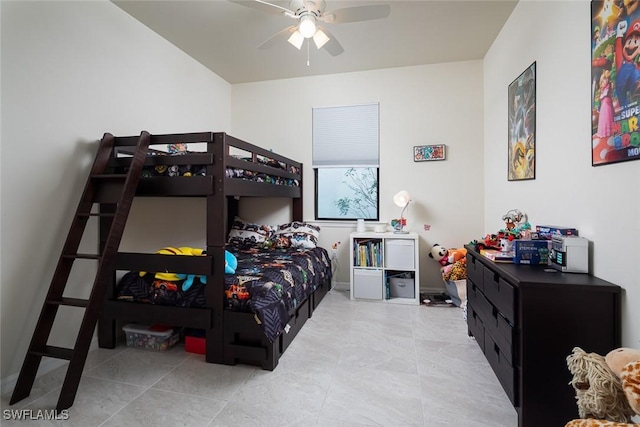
left=315, top=167, right=379, bottom=220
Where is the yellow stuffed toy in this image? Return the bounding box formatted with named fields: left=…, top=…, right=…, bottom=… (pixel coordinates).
left=565, top=347, right=640, bottom=427
left=140, top=247, right=205, bottom=291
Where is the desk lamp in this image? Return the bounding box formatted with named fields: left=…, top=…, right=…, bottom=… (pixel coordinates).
left=392, top=190, right=411, bottom=233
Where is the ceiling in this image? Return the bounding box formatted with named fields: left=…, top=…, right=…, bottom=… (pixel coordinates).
left=113, top=0, right=518, bottom=85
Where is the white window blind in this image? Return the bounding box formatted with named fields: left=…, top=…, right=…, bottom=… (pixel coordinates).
left=312, top=103, right=379, bottom=167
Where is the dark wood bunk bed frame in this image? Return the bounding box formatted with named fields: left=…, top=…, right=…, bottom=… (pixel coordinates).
left=97, top=131, right=330, bottom=370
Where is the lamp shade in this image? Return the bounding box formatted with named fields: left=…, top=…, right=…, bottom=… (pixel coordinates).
left=287, top=30, right=304, bottom=49
left=393, top=191, right=411, bottom=208
left=313, top=29, right=330, bottom=49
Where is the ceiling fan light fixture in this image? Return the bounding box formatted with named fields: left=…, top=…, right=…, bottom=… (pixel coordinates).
left=298, top=15, right=317, bottom=38
left=287, top=30, right=304, bottom=49
left=313, top=29, right=330, bottom=49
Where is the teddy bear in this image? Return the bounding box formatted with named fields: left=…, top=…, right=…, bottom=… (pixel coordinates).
left=429, top=243, right=467, bottom=268
left=565, top=347, right=640, bottom=427
left=428, top=243, right=449, bottom=266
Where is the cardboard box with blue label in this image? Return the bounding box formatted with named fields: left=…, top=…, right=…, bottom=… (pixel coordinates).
left=535, top=225, right=578, bottom=240
left=514, top=240, right=552, bottom=265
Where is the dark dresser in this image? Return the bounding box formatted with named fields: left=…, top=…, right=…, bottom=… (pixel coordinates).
left=465, top=245, right=621, bottom=427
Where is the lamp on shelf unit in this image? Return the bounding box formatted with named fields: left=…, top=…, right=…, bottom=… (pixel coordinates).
left=287, top=13, right=330, bottom=50
left=392, top=190, right=412, bottom=234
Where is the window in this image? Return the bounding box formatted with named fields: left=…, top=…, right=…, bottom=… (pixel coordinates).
left=313, top=103, right=379, bottom=220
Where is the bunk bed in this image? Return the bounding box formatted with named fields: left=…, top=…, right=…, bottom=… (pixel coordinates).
left=97, top=132, right=331, bottom=370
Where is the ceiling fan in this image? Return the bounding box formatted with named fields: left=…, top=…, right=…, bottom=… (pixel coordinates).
left=229, top=0, right=391, bottom=56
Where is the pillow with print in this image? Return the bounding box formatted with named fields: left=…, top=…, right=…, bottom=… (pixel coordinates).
left=227, top=217, right=274, bottom=247
left=272, top=221, right=320, bottom=249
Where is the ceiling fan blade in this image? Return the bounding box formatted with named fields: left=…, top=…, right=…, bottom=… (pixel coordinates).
left=257, top=25, right=297, bottom=50
left=318, top=27, right=344, bottom=56
left=228, top=0, right=295, bottom=17
left=320, top=4, right=390, bottom=23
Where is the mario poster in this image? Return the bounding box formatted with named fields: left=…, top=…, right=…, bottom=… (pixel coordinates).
left=592, top=0, right=640, bottom=165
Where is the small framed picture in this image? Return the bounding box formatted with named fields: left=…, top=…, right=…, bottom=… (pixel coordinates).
left=413, top=144, right=446, bottom=162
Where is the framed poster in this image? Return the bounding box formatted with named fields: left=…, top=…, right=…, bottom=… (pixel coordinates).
left=413, top=144, right=446, bottom=161
left=591, top=0, right=640, bottom=166
left=508, top=62, right=536, bottom=181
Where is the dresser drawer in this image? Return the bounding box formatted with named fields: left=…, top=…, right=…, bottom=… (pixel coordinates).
left=482, top=270, right=515, bottom=323
left=485, top=332, right=517, bottom=406
left=467, top=305, right=485, bottom=352
left=466, top=254, right=484, bottom=291
left=467, top=283, right=493, bottom=323
left=484, top=310, right=514, bottom=364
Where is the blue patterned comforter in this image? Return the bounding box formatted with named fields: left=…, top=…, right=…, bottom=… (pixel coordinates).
left=116, top=245, right=331, bottom=342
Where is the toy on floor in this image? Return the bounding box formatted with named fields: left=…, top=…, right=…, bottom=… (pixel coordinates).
left=564, top=347, right=640, bottom=427
left=428, top=244, right=468, bottom=308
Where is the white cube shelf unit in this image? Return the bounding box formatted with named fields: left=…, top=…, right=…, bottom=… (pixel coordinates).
left=349, top=232, right=420, bottom=305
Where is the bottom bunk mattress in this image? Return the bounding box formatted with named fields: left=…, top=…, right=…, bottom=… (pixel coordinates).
left=115, top=245, right=332, bottom=342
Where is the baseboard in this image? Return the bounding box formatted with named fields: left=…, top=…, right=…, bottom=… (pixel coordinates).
left=330, top=284, right=446, bottom=294
left=330, top=281, right=349, bottom=292
left=1, top=337, right=99, bottom=397
left=421, top=286, right=446, bottom=294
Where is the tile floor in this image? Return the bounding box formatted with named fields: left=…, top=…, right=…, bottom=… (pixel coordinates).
left=1, top=290, right=517, bottom=426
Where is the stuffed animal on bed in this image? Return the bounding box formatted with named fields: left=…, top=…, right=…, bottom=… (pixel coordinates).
left=565, top=347, right=640, bottom=427
left=139, top=247, right=238, bottom=291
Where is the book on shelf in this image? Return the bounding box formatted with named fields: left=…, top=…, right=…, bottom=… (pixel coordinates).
left=480, top=249, right=515, bottom=263
left=354, top=239, right=382, bottom=267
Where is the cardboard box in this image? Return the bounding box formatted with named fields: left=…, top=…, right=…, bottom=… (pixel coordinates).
left=514, top=240, right=551, bottom=265
left=535, top=225, right=578, bottom=240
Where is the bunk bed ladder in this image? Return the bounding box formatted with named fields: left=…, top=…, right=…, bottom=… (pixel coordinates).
left=9, top=131, right=150, bottom=411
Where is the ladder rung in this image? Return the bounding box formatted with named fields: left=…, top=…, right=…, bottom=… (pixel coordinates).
left=77, top=212, right=116, bottom=218
left=31, top=346, right=74, bottom=361
left=48, top=297, right=89, bottom=308
left=62, top=253, right=101, bottom=260
left=91, top=174, right=126, bottom=179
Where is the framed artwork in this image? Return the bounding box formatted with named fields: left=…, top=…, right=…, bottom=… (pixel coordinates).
left=591, top=0, right=640, bottom=166
left=508, top=62, right=536, bottom=181
left=413, top=144, right=446, bottom=162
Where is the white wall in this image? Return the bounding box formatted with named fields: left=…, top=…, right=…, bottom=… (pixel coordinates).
left=0, top=1, right=231, bottom=382
left=484, top=0, right=639, bottom=347
left=230, top=63, right=486, bottom=290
